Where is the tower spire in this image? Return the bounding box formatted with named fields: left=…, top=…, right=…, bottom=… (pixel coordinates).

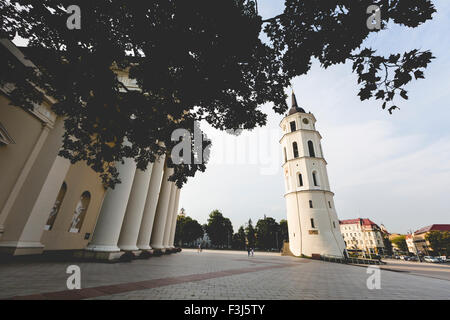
left=292, top=90, right=299, bottom=109
left=288, top=90, right=306, bottom=115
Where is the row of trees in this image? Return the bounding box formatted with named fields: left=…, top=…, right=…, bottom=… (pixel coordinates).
left=232, top=217, right=288, bottom=251
left=425, top=231, right=450, bottom=256
left=174, top=215, right=204, bottom=247
left=389, top=231, right=450, bottom=256
left=174, top=209, right=289, bottom=251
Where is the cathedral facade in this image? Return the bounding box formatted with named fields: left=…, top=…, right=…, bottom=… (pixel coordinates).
left=0, top=39, right=180, bottom=260
left=280, top=93, right=346, bottom=258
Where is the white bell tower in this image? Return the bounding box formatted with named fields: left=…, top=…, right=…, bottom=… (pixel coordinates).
left=280, top=92, right=346, bottom=258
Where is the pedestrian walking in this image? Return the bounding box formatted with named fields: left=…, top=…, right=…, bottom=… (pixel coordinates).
left=251, top=248, right=254, bottom=257
left=247, top=247, right=251, bottom=257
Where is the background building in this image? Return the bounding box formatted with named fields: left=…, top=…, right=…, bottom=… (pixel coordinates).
left=388, top=233, right=406, bottom=255
left=410, top=224, right=450, bottom=256
left=340, top=218, right=385, bottom=256
left=406, top=234, right=417, bottom=254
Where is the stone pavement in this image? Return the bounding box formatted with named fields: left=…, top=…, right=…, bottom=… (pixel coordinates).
left=381, top=258, right=450, bottom=281
left=0, top=249, right=449, bottom=300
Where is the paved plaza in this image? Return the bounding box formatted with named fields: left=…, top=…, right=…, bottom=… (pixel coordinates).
left=0, top=249, right=449, bottom=300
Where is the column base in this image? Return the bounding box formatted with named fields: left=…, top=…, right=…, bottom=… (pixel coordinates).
left=85, top=244, right=121, bottom=252
left=118, top=250, right=142, bottom=262
left=75, top=249, right=125, bottom=261
left=151, top=244, right=166, bottom=253
left=137, top=249, right=154, bottom=259
left=119, top=245, right=140, bottom=251
left=122, top=250, right=142, bottom=257
left=137, top=244, right=153, bottom=251
left=152, top=248, right=164, bottom=256
left=0, top=241, right=45, bottom=256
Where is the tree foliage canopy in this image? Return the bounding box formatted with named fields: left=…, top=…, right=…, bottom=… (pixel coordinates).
left=255, top=216, right=282, bottom=250
left=0, top=0, right=436, bottom=186
left=175, top=215, right=204, bottom=246
left=245, top=218, right=256, bottom=248
left=391, top=235, right=408, bottom=253
left=232, top=226, right=247, bottom=250
left=279, top=219, right=289, bottom=243
left=425, top=231, right=449, bottom=256
left=205, top=210, right=233, bottom=247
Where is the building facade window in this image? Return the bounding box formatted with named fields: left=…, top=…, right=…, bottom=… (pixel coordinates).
left=310, top=218, right=315, bottom=228
left=298, top=173, right=303, bottom=187
left=309, top=200, right=313, bottom=208
left=312, top=171, right=318, bottom=186
left=283, top=147, right=287, bottom=162
left=290, top=121, right=296, bottom=132
left=68, top=191, right=91, bottom=233
left=328, top=201, right=332, bottom=208
left=308, top=140, right=315, bottom=157
left=292, top=142, right=299, bottom=158
left=44, top=182, right=67, bottom=230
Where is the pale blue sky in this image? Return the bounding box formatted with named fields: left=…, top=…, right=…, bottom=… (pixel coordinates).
left=180, top=0, right=450, bottom=234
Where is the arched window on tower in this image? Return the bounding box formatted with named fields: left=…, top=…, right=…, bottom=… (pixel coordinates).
left=283, top=147, right=287, bottom=163
left=292, top=142, right=299, bottom=158
left=290, top=121, right=296, bottom=132
left=44, top=182, right=67, bottom=230
left=309, top=200, right=313, bottom=208
left=68, top=191, right=91, bottom=233
left=297, top=173, right=303, bottom=187
left=308, top=140, right=315, bottom=157
left=312, top=171, right=319, bottom=187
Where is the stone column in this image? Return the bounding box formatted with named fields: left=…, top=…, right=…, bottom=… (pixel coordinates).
left=117, top=164, right=153, bottom=252
left=168, top=188, right=181, bottom=249
left=136, top=154, right=165, bottom=251
left=0, top=123, right=51, bottom=232
left=0, top=119, right=67, bottom=256
left=162, top=183, right=177, bottom=250
left=150, top=166, right=173, bottom=252
left=85, top=158, right=137, bottom=258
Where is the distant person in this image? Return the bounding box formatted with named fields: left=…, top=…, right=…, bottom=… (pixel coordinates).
left=247, top=247, right=251, bottom=257
left=251, top=248, right=254, bottom=257
left=343, top=249, right=348, bottom=260
left=198, top=243, right=201, bottom=253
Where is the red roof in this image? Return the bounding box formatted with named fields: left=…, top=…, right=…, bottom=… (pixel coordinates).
left=414, top=224, right=450, bottom=235
left=339, top=218, right=378, bottom=227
